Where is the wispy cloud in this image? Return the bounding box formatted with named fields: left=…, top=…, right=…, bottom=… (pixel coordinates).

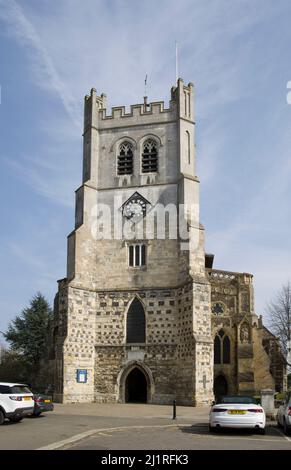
left=0, top=0, right=291, bottom=330
left=8, top=241, right=46, bottom=270
left=206, top=127, right=291, bottom=252
left=3, top=153, right=77, bottom=207
left=0, top=0, right=81, bottom=127
left=0, top=0, right=278, bottom=203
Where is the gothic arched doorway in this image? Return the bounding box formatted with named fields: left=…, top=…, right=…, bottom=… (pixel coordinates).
left=214, top=375, right=228, bottom=400
left=125, top=367, right=147, bottom=403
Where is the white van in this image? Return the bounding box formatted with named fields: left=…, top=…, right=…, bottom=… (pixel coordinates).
left=0, top=382, right=34, bottom=424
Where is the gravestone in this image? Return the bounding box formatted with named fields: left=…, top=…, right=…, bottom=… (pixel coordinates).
left=261, top=389, right=275, bottom=419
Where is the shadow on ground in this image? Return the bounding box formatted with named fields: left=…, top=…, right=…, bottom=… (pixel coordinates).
left=179, top=423, right=277, bottom=437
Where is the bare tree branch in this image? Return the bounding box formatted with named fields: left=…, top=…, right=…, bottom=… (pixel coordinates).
left=266, top=281, right=291, bottom=369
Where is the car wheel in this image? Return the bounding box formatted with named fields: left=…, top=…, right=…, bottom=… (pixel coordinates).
left=257, top=427, right=266, bottom=435
left=34, top=412, right=41, bottom=417
left=9, top=416, right=23, bottom=423
left=0, top=410, right=5, bottom=425
left=209, top=425, right=218, bottom=433
left=283, top=419, right=291, bottom=436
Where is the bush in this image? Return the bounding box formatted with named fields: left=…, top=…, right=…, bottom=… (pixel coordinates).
left=275, top=392, right=285, bottom=400
left=253, top=395, right=261, bottom=404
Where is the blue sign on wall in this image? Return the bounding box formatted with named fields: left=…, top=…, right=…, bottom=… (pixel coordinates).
left=76, top=369, right=88, bottom=383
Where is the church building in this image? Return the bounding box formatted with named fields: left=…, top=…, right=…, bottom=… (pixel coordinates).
left=51, top=79, right=285, bottom=405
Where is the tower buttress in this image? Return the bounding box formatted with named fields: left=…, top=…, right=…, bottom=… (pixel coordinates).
left=82, top=88, right=106, bottom=185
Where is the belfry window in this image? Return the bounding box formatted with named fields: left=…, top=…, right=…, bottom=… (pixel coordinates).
left=142, top=139, right=158, bottom=173
left=214, top=330, right=231, bottom=365
left=117, top=142, right=133, bottom=175
left=129, top=244, right=146, bottom=267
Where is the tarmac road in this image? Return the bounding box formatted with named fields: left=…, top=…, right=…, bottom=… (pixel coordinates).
left=0, top=403, right=290, bottom=450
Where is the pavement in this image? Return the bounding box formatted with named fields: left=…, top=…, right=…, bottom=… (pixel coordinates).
left=0, top=403, right=290, bottom=450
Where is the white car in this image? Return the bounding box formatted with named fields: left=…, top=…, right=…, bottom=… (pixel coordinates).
left=209, top=395, right=266, bottom=434
left=0, top=382, right=34, bottom=424
left=276, top=391, right=291, bottom=435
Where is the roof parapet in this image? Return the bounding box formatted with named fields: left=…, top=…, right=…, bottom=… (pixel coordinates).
left=207, top=268, right=253, bottom=284
left=84, top=78, right=194, bottom=122
left=98, top=99, right=176, bottom=120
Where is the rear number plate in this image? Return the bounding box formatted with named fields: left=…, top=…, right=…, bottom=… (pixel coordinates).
left=228, top=410, right=246, bottom=415
left=24, top=397, right=32, bottom=401
left=44, top=400, right=51, bottom=403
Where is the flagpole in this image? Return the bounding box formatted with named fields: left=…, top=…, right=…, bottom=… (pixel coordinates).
left=144, top=74, right=147, bottom=97
left=175, top=41, right=178, bottom=82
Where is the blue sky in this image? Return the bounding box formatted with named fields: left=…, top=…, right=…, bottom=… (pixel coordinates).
left=0, top=0, right=291, bottom=340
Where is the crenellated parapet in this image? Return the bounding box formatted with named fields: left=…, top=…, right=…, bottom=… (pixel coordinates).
left=83, top=78, right=194, bottom=132
left=98, top=100, right=175, bottom=120
left=207, top=268, right=253, bottom=285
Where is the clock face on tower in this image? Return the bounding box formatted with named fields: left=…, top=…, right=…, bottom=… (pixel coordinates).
left=121, top=192, right=151, bottom=221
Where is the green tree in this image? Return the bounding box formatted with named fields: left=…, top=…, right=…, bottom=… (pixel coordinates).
left=4, top=293, right=53, bottom=375
left=0, top=350, right=30, bottom=383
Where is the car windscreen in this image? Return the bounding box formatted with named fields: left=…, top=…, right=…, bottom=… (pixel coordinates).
left=217, top=396, right=255, bottom=404
left=10, top=385, right=32, bottom=394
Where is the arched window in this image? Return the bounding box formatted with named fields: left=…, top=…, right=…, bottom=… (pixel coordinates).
left=126, top=298, right=146, bottom=343
left=223, top=336, right=230, bottom=364
left=214, top=336, right=221, bottom=364
left=214, top=330, right=231, bottom=365
left=142, top=139, right=158, bottom=173
left=117, top=141, right=133, bottom=175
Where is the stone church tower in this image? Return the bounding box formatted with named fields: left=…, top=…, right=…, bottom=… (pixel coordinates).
left=52, top=78, right=214, bottom=405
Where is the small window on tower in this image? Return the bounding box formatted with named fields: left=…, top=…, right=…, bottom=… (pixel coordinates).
left=117, top=142, right=133, bottom=175
left=142, top=139, right=158, bottom=173
left=186, top=130, right=191, bottom=164
left=128, top=244, right=146, bottom=267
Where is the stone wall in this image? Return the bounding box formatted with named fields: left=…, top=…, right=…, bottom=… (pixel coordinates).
left=208, top=268, right=285, bottom=395
left=52, top=280, right=214, bottom=405
left=92, top=282, right=213, bottom=406
left=54, top=285, right=97, bottom=403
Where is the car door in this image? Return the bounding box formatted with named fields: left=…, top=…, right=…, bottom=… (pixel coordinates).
left=0, top=385, right=13, bottom=414
left=280, top=394, right=290, bottom=425
left=285, top=393, right=291, bottom=423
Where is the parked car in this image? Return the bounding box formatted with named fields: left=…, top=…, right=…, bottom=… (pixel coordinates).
left=32, top=392, right=54, bottom=417
left=0, top=382, right=34, bottom=424
left=276, top=391, right=291, bottom=435
left=209, top=395, right=266, bottom=434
